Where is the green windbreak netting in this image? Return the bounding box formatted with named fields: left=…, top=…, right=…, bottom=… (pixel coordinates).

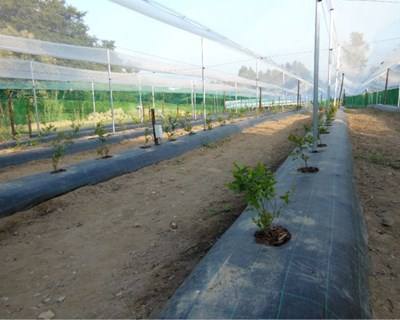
left=345, top=87, right=399, bottom=108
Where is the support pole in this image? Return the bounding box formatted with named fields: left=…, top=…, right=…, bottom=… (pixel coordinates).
left=297, top=80, right=301, bottom=108
left=255, top=59, right=259, bottom=102
left=201, top=37, right=206, bottom=130
left=259, top=87, right=262, bottom=110
left=282, top=72, right=286, bottom=107
left=30, top=60, right=40, bottom=133
left=397, top=83, right=400, bottom=108
left=214, top=93, right=217, bottom=113
left=194, top=91, right=197, bottom=119
left=152, top=85, right=156, bottom=110
left=106, top=49, right=115, bottom=133
left=151, top=108, right=160, bottom=145
left=91, top=81, right=96, bottom=113
left=327, top=7, right=334, bottom=107
left=235, top=81, right=238, bottom=101
left=312, top=0, right=322, bottom=152
left=138, top=77, right=143, bottom=123
left=333, top=46, right=341, bottom=108
left=384, top=68, right=390, bottom=105
left=338, top=73, right=345, bottom=107
left=191, top=81, right=195, bottom=119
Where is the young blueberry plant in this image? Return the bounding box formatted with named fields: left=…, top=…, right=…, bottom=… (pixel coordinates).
left=42, top=123, right=56, bottom=136
left=206, top=118, right=213, bottom=130
left=95, top=122, right=110, bottom=159
left=51, top=132, right=73, bottom=173
left=163, top=115, right=178, bottom=141
left=318, top=123, right=329, bottom=147
left=288, top=133, right=318, bottom=173
left=70, top=121, right=81, bottom=137
left=217, top=116, right=226, bottom=126
left=140, top=127, right=153, bottom=149
left=228, top=163, right=291, bottom=246
left=183, top=119, right=194, bottom=135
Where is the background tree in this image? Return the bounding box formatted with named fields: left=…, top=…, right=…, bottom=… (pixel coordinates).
left=238, top=60, right=312, bottom=90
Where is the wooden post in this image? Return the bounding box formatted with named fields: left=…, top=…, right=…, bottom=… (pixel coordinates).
left=7, top=90, right=16, bottom=138
left=151, top=108, right=159, bottom=145
left=384, top=68, right=390, bottom=105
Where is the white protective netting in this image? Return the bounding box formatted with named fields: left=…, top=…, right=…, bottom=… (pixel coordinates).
left=109, top=0, right=314, bottom=87
left=0, top=57, right=257, bottom=95
left=0, top=34, right=296, bottom=97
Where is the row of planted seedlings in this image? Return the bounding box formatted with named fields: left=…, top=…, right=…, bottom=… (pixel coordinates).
left=48, top=108, right=253, bottom=174
left=227, top=105, right=338, bottom=246
left=5, top=104, right=263, bottom=149
left=11, top=105, right=260, bottom=152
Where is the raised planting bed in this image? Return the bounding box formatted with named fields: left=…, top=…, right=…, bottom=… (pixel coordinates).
left=0, top=121, right=145, bottom=151
left=159, top=109, right=371, bottom=319
left=0, top=111, right=299, bottom=218
left=0, top=112, right=272, bottom=169
left=0, top=117, right=212, bottom=169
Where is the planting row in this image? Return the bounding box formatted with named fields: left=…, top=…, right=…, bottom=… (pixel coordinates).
left=0, top=109, right=275, bottom=171
left=0, top=111, right=297, bottom=218
left=161, top=106, right=370, bottom=319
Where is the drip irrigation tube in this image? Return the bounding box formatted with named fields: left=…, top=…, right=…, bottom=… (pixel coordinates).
left=159, top=109, right=370, bottom=319
left=0, top=111, right=298, bottom=218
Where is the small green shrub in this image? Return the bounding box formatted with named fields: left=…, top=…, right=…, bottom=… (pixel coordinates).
left=228, top=163, right=290, bottom=232
left=183, top=120, right=193, bottom=134
left=70, top=121, right=81, bottom=137
left=288, top=133, right=314, bottom=168
left=51, top=132, right=73, bottom=172
left=163, top=115, right=178, bottom=140
left=144, top=127, right=152, bottom=145
left=95, top=122, right=110, bottom=158
left=217, top=116, right=226, bottom=126
left=317, top=123, right=329, bottom=145
left=41, top=124, right=56, bottom=136
left=206, top=118, right=213, bottom=130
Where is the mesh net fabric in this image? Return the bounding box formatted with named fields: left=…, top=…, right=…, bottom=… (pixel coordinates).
left=0, top=34, right=296, bottom=97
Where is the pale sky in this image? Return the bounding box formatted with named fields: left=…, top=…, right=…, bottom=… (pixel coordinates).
left=66, top=0, right=400, bottom=80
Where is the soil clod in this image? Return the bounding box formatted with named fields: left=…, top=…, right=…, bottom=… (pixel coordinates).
left=254, top=225, right=291, bottom=246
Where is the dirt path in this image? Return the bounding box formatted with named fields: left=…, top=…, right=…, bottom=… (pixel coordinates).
left=0, top=116, right=254, bottom=183
left=0, top=114, right=309, bottom=319
left=347, top=108, right=400, bottom=318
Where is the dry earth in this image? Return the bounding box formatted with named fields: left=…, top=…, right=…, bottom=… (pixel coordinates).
left=347, top=108, right=400, bottom=318
left=0, top=113, right=309, bottom=319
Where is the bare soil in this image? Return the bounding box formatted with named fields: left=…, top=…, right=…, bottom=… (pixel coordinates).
left=347, top=108, right=400, bottom=318
left=0, top=114, right=309, bottom=319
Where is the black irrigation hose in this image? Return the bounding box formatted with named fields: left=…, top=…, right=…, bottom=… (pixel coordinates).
left=0, top=111, right=298, bottom=218
left=159, top=109, right=371, bottom=319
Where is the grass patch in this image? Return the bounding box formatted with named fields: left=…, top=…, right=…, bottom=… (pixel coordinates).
left=355, top=151, right=400, bottom=169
